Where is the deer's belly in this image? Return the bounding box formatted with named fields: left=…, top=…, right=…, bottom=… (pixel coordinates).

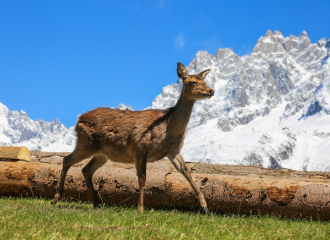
left=147, top=150, right=168, bottom=162
left=100, top=145, right=135, bottom=164
left=146, top=140, right=183, bottom=162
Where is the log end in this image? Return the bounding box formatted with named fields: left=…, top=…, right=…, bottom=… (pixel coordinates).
left=0, top=146, right=31, bottom=161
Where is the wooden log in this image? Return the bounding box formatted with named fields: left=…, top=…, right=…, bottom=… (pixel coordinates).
left=0, top=146, right=31, bottom=161
left=0, top=160, right=329, bottom=220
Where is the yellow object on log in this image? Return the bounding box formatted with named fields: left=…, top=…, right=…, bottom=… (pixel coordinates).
left=0, top=146, right=31, bottom=161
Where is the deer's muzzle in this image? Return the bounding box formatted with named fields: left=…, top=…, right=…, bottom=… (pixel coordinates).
left=203, top=89, right=214, bottom=98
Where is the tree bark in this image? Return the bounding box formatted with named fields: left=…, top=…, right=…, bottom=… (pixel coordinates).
left=0, top=159, right=329, bottom=220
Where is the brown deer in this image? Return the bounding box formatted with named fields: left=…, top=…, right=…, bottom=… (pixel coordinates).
left=52, top=62, right=214, bottom=213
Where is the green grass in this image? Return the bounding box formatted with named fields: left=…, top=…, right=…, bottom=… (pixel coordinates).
left=0, top=197, right=329, bottom=239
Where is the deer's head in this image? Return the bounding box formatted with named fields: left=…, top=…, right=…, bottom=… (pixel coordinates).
left=177, top=62, right=214, bottom=100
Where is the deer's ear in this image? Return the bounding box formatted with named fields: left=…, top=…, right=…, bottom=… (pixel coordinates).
left=198, top=69, right=211, bottom=79
left=177, top=62, right=188, bottom=80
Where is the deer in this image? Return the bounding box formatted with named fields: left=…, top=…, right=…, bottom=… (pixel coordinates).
left=52, top=62, right=214, bottom=213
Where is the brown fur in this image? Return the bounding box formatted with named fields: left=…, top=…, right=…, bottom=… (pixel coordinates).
left=52, top=62, right=214, bottom=213
left=75, top=107, right=175, bottom=163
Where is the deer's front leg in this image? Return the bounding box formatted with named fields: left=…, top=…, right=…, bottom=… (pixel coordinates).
left=168, top=153, right=208, bottom=213
left=136, top=155, right=147, bottom=213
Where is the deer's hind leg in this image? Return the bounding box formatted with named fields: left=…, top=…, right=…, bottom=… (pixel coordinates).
left=168, top=153, right=208, bottom=213
left=52, top=148, right=94, bottom=205
left=82, top=155, right=108, bottom=208
left=136, top=155, right=147, bottom=212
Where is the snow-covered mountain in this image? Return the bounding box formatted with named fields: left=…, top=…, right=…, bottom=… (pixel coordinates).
left=1, top=30, right=330, bottom=171
left=150, top=30, right=330, bottom=172
left=0, top=102, right=76, bottom=151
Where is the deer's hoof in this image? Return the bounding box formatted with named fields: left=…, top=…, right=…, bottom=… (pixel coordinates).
left=93, top=203, right=101, bottom=209
left=202, top=206, right=209, bottom=214
left=51, top=193, right=61, bottom=205
left=138, top=206, right=144, bottom=213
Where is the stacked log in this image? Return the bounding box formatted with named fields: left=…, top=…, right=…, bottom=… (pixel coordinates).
left=0, top=146, right=31, bottom=161
left=0, top=151, right=329, bottom=220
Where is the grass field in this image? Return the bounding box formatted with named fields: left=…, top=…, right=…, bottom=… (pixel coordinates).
left=0, top=197, right=329, bottom=239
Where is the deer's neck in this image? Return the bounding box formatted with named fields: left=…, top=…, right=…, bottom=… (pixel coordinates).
left=166, top=92, right=195, bottom=137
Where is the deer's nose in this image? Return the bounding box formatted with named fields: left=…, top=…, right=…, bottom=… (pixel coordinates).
left=208, top=89, right=214, bottom=96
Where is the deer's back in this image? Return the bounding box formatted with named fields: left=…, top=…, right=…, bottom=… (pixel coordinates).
left=75, top=107, right=170, bottom=160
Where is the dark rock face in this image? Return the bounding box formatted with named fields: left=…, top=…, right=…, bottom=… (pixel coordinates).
left=326, top=40, right=330, bottom=49
left=269, top=157, right=282, bottom=169
left=242, top=152, right=263, bottom=167
left=306, top=101, right=323, bottom=116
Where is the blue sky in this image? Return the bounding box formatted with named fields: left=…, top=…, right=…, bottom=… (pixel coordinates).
left=0, top=0, right=329, bottom=127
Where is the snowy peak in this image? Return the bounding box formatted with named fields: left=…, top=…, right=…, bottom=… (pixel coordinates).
left=0, top=102, right=9, bottom=115
left=299, top=30, right=308, bottom=38
left=274, top=30, right=284, bottom=37
left=282, top=32, right=311, bottom=53
left=215, top=48, right=237, bottom=61
left=116, top=103, right=134, bottom=111
left=252, top=30, right=313, bottom=56
left=252, top=30, right=287, bottom=55
left=187, top=50, right=214, bottom=74
left=0, top=103, right=75, bottom=151
left=317, top=37, right=327, bottom=47
left=265, top=29, right=272, bottom=37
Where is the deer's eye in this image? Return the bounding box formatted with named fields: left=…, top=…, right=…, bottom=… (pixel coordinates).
left=191, top=82, right=198, bottom=86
